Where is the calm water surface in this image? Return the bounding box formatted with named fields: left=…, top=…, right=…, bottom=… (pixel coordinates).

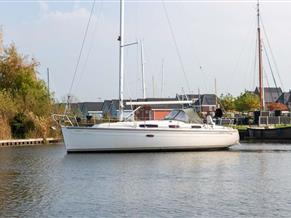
left=1, top=143, right=291, bottom=218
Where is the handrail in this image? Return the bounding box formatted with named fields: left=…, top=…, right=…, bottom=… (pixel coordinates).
left=213, top=118, right=234, bottom=126
left=52, top=114, right=79, bottom=127
left=259, top=116, right=291, bottom=126
left=124, top=106, right=141, bottom=121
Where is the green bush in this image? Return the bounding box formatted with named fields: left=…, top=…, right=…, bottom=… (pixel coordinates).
left=10, top=113, right=35, bottom=139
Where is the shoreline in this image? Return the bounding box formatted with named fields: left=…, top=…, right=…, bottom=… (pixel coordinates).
left=0, top=138, right=63, bottom=148
left=2, top=137, right=291, bottom=149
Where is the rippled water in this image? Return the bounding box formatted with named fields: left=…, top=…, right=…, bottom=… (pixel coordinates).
left=1, top=143, right=291, bottom=218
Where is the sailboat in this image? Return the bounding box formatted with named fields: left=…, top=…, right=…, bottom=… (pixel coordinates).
left=245, top=0, right=291, bottom=140
left=59, top=0, right=239, bottom=152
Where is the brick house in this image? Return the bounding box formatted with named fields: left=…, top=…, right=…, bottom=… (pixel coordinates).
left=254, top=87, right=283, bottom=108
left=276, top=90, right=291, bottom=110
left=177, top=94, right=218, bottom=112
left=134, top=98, right=184, bottom=120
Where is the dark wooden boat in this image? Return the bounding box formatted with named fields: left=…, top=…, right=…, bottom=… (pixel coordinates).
left=247, top=126, right=291, bottom=140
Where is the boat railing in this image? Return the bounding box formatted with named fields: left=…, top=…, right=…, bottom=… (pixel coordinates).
left=124, top=106, right=141, bottom=121
left=52, top=114, right=79, bottom=127
left=213, top=118, right=234, bottom=126
left=259, top=116, right=291, bottom=126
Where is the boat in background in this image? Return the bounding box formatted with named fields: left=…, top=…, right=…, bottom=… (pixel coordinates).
left=243, top=1, right=291, bottom=141
left=247, top=126, right=291, bottom=141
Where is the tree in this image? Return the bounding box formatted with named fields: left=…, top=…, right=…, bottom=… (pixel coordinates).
left=219, top=93, right=236, bottom=111
left=0, top=44, right=54, bottom=139
left=0, top=44, right=52, bottom=116
left=0, top=45, right=37, bottom=95
left=0, top=90, right=17, bottom=117
left=0, top=91, right=17, bottom=139
left=235, top=92, right=260, bottom=112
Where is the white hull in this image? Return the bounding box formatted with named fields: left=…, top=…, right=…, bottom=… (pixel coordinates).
left=62, top=125, right=239, bottom=152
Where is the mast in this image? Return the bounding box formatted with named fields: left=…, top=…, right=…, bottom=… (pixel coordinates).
left=198, top=88, right=201, bottom=112
left=140, top=40, right=146, bottom=99
left=119, top=0, right=125, bottom=121
left=257, top=0, right=264, bottom=111
left=214, top=78, right=217, bottom=108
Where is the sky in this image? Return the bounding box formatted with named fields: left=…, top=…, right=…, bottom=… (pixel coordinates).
left=1, top=0, right=291, bottom=102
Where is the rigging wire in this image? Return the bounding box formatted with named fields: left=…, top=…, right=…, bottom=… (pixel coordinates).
left=161, top=0, right=190, bottom=93
left=260, top=16, right=285, bottom=91
left=173, top=3, right=206, bottom=93
left=73, top=0, right=104, bottom=93
left=263, top=41, right=278, bottom=89
left=263, top=68, right=274, bottom=103
left=124, top=48, right=133, bottom=101
left=246, top=28, right=257, bottom=91
left=68, top=0, right=96, bottom=97
left=263, top=41, right=281, bottom=102
left=247, top=27, right=257, bottom=91
left=264, top=68, right=270, bottom=89
left=252, top=37, right=258, bottom=89
left=135, top=2, right=142, bottom=98
left=136, top=39, right=140, bottom=97
left=232, top=16, right=256, bottom=81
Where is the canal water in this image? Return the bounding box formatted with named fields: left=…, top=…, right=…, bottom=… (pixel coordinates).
left=1, top=143, right=291, bottom=218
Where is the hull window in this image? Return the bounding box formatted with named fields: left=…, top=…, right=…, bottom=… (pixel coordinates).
left=139, top=124, right=158, bottom=128
left=191, top=125, right=202, bottom=129
left=169, top=125, right=180, bottom=128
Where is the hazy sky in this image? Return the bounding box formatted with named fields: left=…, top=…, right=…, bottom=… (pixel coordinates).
left=1, top=1, right=291, bottom=102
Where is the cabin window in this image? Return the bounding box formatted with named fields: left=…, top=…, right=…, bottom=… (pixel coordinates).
left=164, top=110, right=189, bottom=123
left=174, top=111, right=188, bottom=122
left=164, top=110, right=180, bottom=120
left=139, top=124, right=158, bottom=128
left=191, top=125, right=201, bottom=129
